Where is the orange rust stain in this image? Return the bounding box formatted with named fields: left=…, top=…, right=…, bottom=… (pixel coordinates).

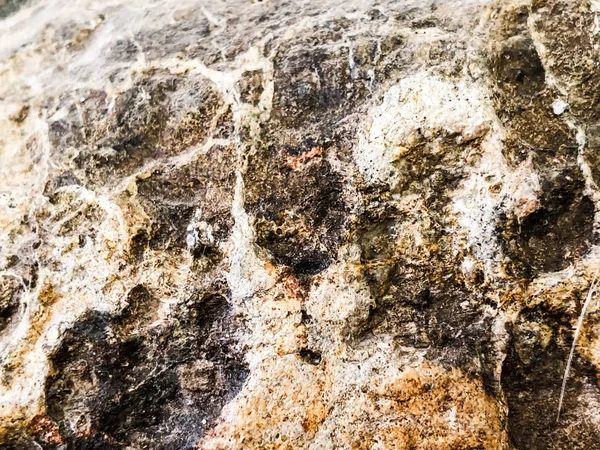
left=29, top=414, right=64, bottom=445
left=282, top=274, right=304, bottom=302
left=285, top=147, right=323, bottom=170
left=301, top=400, right=329, bottom=432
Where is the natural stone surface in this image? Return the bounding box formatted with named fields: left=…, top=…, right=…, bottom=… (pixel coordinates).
left=2, top=0, right=600, bottom=448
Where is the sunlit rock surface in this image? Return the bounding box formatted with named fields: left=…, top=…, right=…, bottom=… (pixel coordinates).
left=2, top=0, right=600, bottom=448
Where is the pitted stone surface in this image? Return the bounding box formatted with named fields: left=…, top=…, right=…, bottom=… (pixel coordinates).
left=2, top=1, right=600, bottom=449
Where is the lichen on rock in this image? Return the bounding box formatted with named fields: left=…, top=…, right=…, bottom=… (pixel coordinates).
left=2, top=0, right=600, bottom=449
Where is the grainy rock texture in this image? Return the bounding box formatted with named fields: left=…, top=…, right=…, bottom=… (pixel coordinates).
left=2, top=0, right=600, bottom=448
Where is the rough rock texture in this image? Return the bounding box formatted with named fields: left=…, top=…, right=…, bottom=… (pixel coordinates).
left=2, top=0, right=600, bottom=448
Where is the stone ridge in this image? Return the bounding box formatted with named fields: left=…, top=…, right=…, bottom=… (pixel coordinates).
left=1, top=0, right=600, bottom=449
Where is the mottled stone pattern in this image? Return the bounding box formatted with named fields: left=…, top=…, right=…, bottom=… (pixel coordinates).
left=2, top=0, right=600, bottom=448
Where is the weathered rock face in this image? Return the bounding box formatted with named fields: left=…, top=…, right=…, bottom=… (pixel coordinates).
left=2, top=0, right=600, bottom=448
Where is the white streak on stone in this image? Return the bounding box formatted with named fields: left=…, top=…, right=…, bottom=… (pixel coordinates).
left=227, top=174, right=276, bottom=304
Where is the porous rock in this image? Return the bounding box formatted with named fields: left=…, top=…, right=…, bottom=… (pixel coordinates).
left=2, top=0, right=600, bottom=449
